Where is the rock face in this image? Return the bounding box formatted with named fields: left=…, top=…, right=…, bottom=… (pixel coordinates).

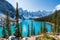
left=0, top=13, right=15, bottom=27
left=19, top=8, right=52, bottom=19
left=0, top=0, right=15, bottom=18
left=0, top=0, right=15, bottom=26
left=0, top=14, right=6, bottom=26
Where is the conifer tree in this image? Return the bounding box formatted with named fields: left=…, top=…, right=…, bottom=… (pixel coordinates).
left=40, top=22, right=43, bottom=33
left=50, top=15, right=53, bottom=32
left=33, top=26, right=35, bottom=35
left=31, top=20, right=34, bottom=36
left=27, top=24, right=30, bottom=37
left=56, top=11, right=59, bottom=33
left=53, top=10, right=58, bottom=33
left=31, top=26, right=33, bottom=36
left=14, top=3, right=22, bottom=39
left=43, top=21, right=47, bottom=33
left=20, top=22, right=22, bottom=38
left=31, top=21, right=35, bottom=36
left=31, top=27, right=34, bottom=36
left=5, top=11, right=11, bottom=37
left=2, top=24, right=7, bottom=38
left=55, top=10, right=58, bottom=33
left=52, top=11, right=56, bottom=33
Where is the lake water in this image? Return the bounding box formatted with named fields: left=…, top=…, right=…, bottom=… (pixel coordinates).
left=0, top=20, right=52, bottom=37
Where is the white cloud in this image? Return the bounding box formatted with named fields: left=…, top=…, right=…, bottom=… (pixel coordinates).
left=55, top=4, right=60, bottom=10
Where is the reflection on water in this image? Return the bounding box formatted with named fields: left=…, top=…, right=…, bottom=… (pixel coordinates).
left=0, top=20, right=52, bottom=37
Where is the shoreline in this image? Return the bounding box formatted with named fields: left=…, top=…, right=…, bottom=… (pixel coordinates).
left=46, top=22, right=54, bottom=26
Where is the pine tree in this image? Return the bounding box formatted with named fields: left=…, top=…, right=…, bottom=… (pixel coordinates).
left=43, top=21, right=47, bottom=33
left=14, top=2, right=22, bottom=39
left=31, top=20, right=34, bottom=36
left=27, top=24, right=30, bottom=37
left=40, top=22, right=43, bottom=33
left=56, top=11, right=59, bottom=33
left=50, top=15, right=53, bottom=32
left=31, top=21, right=35, bottom=36
left=5, top=11, right=11, bottom=37
left=20, top=22, right=22, bottom=38
left=53, top=10, right=59, bottom=33
left=55, top=10, right=58, bottom=33
left=2, top=24, right=7, bottom=38
left=33, top=26, right=35, bottom=35
left=52, top=11, right=56, bottom=33
left=31, top=27, right=34, bottom=36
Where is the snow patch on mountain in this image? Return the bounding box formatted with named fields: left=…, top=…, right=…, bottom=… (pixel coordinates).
left=19, top=8, right=52, bottom=19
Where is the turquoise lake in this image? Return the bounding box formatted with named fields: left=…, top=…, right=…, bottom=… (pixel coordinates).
left=0, top=20, right=52, bottom=37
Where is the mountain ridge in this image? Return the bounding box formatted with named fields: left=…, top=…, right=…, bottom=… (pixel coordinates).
left=34, top=10, right=60, bottom=24
left=19, top=8, right=52, bottom=19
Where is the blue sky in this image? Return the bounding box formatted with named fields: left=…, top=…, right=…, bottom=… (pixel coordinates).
left=7, top=0, right=60, bottom=11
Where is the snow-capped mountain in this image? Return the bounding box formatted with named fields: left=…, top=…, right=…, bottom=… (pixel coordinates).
left=0, top=13, right=15, bottom=26
left=0, top=0, right=15, bottom=18
left=0, top=0, right=15, bottom=26
left=19, top=8, right=52, bottom=19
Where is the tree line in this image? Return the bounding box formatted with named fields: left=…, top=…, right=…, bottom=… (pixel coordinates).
left=35, top=10, right=60, bottom=34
